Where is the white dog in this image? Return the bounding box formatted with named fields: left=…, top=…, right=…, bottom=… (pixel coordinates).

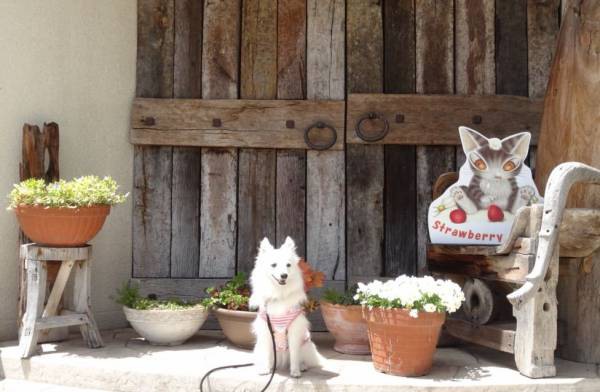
left=249, top=237, right=323, bottom=378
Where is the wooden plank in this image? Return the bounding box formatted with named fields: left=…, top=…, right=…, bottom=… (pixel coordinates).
left=237, top=0, right=278, bottom=273
left=306, top=0, right=345, bottom=280
left=42, top=261, right=75, bottom=319
left=346, top=94, right=542, bottom=145
left=383, top=0, right=417, bottom=277
left=22, top=244, right=91, bottom=261
left=36, top=314, right=89, bottom=329
left=346, top=0, right=384, bottom=279
left=170, top=0, right=203, bottom=278
left=415, top=0, right=456, bottom=274
left=445, top=319, right=516, bottom=353
left=131, top=98, right=344, bottom=150
left=133, top=0, right=174, bottom=278
left=275, top=0, right=306, bottom=253
left=496, top=0, right=528, bottom=96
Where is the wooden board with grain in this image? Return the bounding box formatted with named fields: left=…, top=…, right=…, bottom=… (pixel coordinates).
left=383, top=0, right=417, bottom=276
left=170, top=0, right=203, bottom=278
left=346, top=0, right=384, bottom=279
left=306, top=0, right=345, bottom=280
left=346, top=94, right=542, bottom=145
left=276, top=0, right=306, bottom=253
left=237, top=0, right=277, bottom=273
left=496, top=0, right=528, bottom=96
left=130, top=98, right=344, bottom=150
left=133, top=0, right=174, bottom=278
left=199, top=0, right=240, bottom=278
left=415, top=0, right=456, bottom=273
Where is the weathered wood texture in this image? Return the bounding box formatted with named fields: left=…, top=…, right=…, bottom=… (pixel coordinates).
left=276, top=0, right=306, bottom=254
left=383, top=0, right=417, bottom=277
left=415, top=0, right=456, bottom=273
left=131, top=98, right=344, bottom=150
left=496, top=0, right=528, bottom=96
left=346, top=0, right=384, bottom=279
left=346, top=94, right=542, bottom=145
left=133, top=0, right=174, bottom=278
left=199, top=0, right=240, bottom=278
left=237, top=0, right=278, bottom=273
left=535, top=0, right=600, bottom=209
left=306, top=0, right=345, bottom=280
left=445, top=319, right=515, bottom=353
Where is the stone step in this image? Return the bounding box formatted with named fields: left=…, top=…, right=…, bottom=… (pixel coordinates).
left=0, top=379, right=109, bottom=392
left=1, top=329, right=599, bottom=392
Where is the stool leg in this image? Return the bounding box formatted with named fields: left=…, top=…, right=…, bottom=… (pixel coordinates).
left=73, top=260, right=103, bottom=348
left=19, top=259, right=47, bottom=358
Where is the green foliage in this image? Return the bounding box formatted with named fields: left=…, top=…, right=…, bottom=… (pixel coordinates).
left=201, top=272, right=252, bottom=311
left=114, top=282, right=201, bottom=311
left=8, top=176, right=128, bottom=209
left=322, top=285, right=360, bottom=306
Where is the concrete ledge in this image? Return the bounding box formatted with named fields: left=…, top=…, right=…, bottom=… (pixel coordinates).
left=1, top=329, right=599, bottom=391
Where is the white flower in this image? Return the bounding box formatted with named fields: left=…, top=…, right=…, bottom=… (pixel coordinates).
left=409, top=309, right=419, bottom=318
left=424, top=303, right=436, bottom=313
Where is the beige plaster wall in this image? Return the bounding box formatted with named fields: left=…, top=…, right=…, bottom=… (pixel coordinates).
left=0, top=1, right=137, bottom=340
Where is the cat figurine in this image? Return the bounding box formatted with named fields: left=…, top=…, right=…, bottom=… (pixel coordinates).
left=450, top=127, right=536, bottom=218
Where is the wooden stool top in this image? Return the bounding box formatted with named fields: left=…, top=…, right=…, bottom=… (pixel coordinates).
left=20, top=243, right=91, bottom=261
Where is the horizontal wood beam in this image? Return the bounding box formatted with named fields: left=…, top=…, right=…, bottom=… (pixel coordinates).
left=347, top=94, right=543, bottom=145
left=130, top=98, right=345, bottom=150
left=445, top=318, right=516, bottom=353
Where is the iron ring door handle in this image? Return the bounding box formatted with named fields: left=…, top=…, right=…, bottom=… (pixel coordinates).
left=355, top=112, right=389, bottom=142
left=304, top=121, right=337, bottom=150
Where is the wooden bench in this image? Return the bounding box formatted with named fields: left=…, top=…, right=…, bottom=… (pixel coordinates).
left=427, top=162, right=600, bottom=378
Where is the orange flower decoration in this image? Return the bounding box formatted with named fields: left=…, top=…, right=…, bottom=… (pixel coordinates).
left=299, top=259, right=325, bottom=292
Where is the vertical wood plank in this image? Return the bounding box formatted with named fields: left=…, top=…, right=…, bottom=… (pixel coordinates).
left=495, top=0, right=528, bottom=96
left=276, top=0, right=307, bottom=253
left=133, top=0, right=174, bottom=278
left=306, top=0, right=345, bottom=280
left=346, top=0, right=384, bottom=278
left=527, top=0, right=559, bottom=176
left=171, top=0, right=203, bottom=278
left=238, top=0, right=278, bottom=273
left=455, top=0, right=495, bottom=169
left=415, top=0, right=456, bottom=273
left=199, top=0, right=240, bottom=277
left=383, top=0, right=417, bottom=277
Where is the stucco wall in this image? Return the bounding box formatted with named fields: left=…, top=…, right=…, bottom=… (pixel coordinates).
left=0, top=1, right=137, bottom=340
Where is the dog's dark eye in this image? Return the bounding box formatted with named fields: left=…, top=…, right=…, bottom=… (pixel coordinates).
left=286, top=263, right=291, bottom=267
left=271, top=263, right=276, bottom=268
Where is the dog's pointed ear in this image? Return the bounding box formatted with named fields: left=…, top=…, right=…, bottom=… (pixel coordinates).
left=282, top=236, right=296, bottom=252
left=258, top=237, right=274, bottom=256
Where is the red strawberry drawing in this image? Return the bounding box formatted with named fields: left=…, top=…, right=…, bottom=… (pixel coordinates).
left=487, top=205, right=504, bottom=222
left=450, top=208, right=467, bottom=224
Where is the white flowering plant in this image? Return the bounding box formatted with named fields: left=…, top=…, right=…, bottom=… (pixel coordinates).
left=354, top=275, right=465, bottom=318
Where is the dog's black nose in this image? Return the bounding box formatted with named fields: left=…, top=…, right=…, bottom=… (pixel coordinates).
left=280, top=273, right=288, bottom=279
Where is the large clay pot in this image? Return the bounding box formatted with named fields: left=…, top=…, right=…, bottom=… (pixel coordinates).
left=14, top=205, right=110, bottom=246
left=363, top=307, right=445, bottom=376
left=123, top=306, right=209, bottom=346
left=214, top=308, right=256, bottom=349
left=320, top=301, right=370, bottom=354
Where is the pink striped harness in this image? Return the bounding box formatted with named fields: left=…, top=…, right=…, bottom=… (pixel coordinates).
left=259, top=306, right=310, bottom=351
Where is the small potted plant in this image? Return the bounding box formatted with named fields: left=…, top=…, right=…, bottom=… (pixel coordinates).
left=115, top=283, right=209, bottom=346
left=320, top=285, right=370, bottom=355
left=8, top=176, right=128, bottom=246
left=355, top=275, right=464, bottom=376
left=203, top=261, right=324, bottom=349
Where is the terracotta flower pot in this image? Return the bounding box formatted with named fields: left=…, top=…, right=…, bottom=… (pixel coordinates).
left=213, top=308, right=256, bottom=349
left=320, top=301, right=370, bottom=355
left=363, top=307, right=445, bottom=376
left=14, top=205, right=110, bottom=246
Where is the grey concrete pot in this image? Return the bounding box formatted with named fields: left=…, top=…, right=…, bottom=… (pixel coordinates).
left=123, top=306, right=209, bottom=346
left=213, top=308, right=256, bottom=349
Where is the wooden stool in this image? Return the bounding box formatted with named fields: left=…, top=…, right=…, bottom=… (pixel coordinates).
left=19, top=244, right=103, bottom=358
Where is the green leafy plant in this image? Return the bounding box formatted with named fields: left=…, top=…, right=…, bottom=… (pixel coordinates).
left=322, top=285, right=360, bottom=306
left=201, top=272, right=252, bottom=311
left=114, top=282, right=201, bottom=311
left=8, top=176, right=128, bottom=209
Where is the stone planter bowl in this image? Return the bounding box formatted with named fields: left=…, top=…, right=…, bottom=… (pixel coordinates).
left=123, top=306, right=209, bottom=346
left=320, top=301, right=370, bottom=354
left=213, top=308, right=256, bottom=349
left=14, top=205, right=110, bottom=246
